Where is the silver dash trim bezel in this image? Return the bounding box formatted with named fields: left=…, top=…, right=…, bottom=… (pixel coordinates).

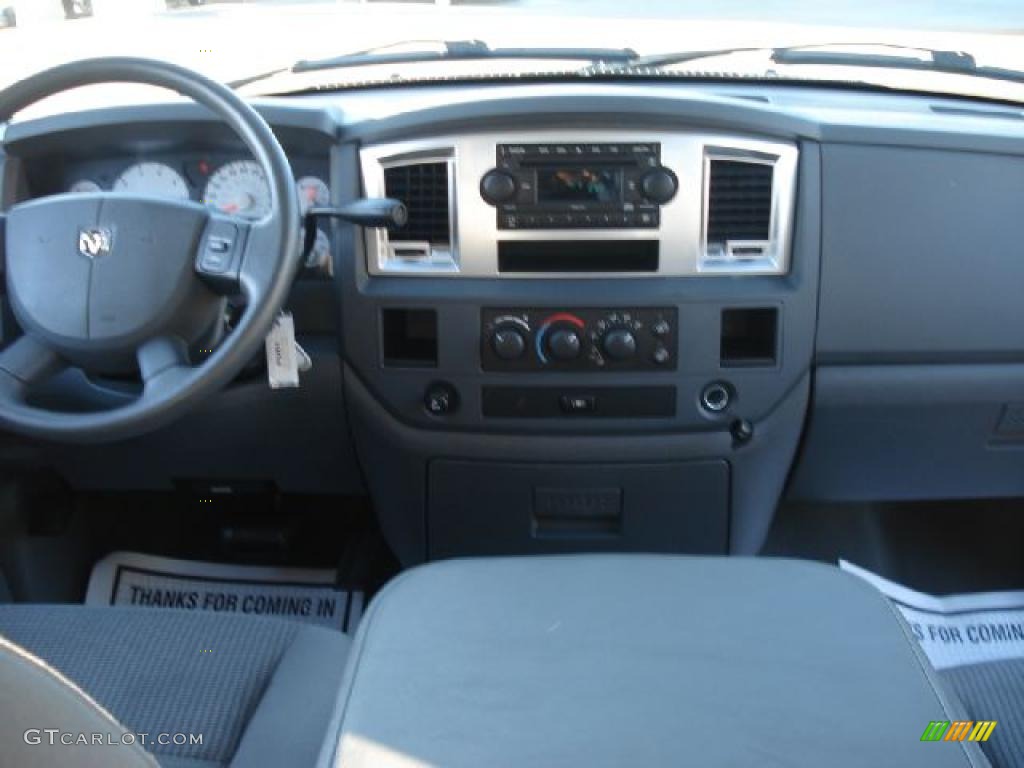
left=361, top=131, right=797, bottom=278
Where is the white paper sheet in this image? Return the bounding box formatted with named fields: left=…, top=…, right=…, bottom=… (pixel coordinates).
left=86, top=551, right=363, bottom=632
left=841, top=559, right=1024, bottom=670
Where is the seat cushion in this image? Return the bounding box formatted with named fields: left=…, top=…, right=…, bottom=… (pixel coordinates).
left=323, top=555, right=990, bottom=768
left=0, top=633, right=156, bottom=768
left=0, top=605, right=351, bottom=768
left=942, top=659, right=1024, bottom=768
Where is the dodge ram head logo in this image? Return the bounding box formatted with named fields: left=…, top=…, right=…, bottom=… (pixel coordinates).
left=78, top=227, right=112, bottom=258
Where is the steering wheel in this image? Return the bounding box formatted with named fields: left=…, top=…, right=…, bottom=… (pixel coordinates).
left=0, top=58, right=301, bottom=443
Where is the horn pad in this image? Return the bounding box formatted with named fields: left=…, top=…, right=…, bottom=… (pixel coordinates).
left=5, top=194, right=221, bottom=370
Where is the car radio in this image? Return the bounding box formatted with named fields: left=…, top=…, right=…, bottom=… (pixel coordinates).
left=479, top=143, right=678, bottom=230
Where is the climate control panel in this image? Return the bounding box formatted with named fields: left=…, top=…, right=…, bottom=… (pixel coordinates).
left=481, top=308, right=677, bottom=372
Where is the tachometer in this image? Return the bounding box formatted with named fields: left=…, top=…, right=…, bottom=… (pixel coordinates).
left=203, top=160, right=271, bottom=220
left=114, top=162, right=189, bottom=200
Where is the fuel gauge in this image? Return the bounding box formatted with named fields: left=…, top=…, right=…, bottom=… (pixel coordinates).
left=68, top=179, right=101, bottom=194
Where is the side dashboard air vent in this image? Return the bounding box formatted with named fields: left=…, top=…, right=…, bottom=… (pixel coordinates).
left=376, top=156, right=457, bottom=273
left=707, top=160, right=772, bottom=242
left=702, top=152, right=782, bottom=273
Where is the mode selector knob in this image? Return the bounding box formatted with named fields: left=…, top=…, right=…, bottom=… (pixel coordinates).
left=602, top=329, right=637, bottom=361
left=640, top=167, right=678, bottom=204
left=547, top=328, right=582, bottom=361
left=492, top=327, right=527, bottom=360
left=480, top=169, right=517, bottom=205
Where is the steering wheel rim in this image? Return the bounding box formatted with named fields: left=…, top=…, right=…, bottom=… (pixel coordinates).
left=0, top=57, right=301, bottom=443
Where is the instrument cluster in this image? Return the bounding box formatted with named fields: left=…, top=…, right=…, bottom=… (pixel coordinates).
left=53, top=152, right=333, bottom=272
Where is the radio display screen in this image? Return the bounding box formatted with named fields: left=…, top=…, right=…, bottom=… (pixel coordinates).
left=535, top=167, right=622, bottom=203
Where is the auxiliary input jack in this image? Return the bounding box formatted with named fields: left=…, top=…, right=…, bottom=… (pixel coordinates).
left=700, top=382, right=732, bottom=413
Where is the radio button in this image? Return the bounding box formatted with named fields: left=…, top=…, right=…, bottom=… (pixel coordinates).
left=640, top=167, right=678, bottom=204
left=481, top=169, right=518, bottom=205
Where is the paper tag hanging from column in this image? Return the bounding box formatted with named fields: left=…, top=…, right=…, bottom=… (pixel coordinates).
left=266, top=312, right=300, bottom=389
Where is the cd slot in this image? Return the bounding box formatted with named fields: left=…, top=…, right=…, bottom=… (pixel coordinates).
left=517, top=157, right=639, bottom=168
left=498, top=240, right=659, bottom=273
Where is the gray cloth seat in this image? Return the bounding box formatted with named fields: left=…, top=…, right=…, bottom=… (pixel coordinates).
left=323, top=554, right=991, bottom=768
left=0, top=605, right=351, bottom=768
left=942, top=659, right=1024, bottom=768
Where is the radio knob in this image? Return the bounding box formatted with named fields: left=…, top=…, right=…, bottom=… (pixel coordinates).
left=480, top=169, right=517, bottom=205
left=640, top=167, right=678, bottom=204
left=602, top=329, right=637, bottom=361
left=492, top=327, right=527, bottom=360
left=547, top=328, right=582, bottom=361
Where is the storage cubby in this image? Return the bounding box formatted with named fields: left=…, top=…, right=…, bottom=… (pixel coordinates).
left=720, top=307, right=778, bottom=366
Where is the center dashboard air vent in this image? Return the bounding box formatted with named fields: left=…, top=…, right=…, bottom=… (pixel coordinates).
left=702, top=152, right=782, bottom=273
left=384, top=162, right=450, bottom=245
left=375, top=154, right=456, bottom=273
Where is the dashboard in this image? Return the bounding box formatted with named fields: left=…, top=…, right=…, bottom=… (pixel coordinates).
left=3, top=79, right=1024, bottom=565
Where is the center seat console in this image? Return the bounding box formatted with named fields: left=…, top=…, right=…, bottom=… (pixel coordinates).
left=319, top=555, right=986, bottom=768
left=334, top=123, right=820, bottom=565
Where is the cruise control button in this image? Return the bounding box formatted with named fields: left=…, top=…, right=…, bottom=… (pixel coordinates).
left=207, top=237, right=231, bottom=253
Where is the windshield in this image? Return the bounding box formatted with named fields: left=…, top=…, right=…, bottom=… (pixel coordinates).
left=3, top=1, right=1024, bottom=107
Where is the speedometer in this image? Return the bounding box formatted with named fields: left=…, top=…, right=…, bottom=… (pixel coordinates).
left=203, top=160, right=271, bottom=220
left=114, top=162, right=189, bottom=200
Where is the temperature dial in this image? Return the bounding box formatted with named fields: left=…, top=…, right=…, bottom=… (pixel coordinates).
left=547, top=328, right=582, bottom=361
left=534, top=312, right=587, bottom=364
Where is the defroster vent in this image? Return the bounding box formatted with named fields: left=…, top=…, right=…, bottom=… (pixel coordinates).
left=384, top=162, right=451, bottom=244
left=706, top=159, right=773, bottom=244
